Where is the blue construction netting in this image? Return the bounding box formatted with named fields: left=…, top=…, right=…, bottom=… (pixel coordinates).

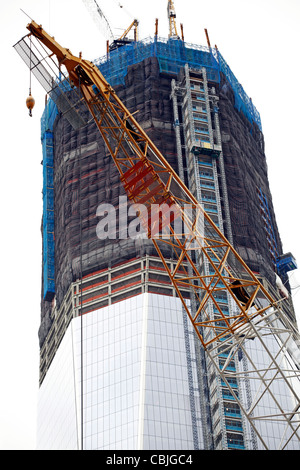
left=95, top=37, right=262, bottom=130
left=214, top=49, right=262, bottom=130
left=95, top=37, right=220, bottom=85
left=41, top=98, right=58, bottom=139
left=41, top=102, right=57, bottom=299
left=41, top=37, right=262, bottom=138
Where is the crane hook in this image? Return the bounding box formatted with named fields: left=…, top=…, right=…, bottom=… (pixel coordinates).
left=26, top=92, right=35, bottom=117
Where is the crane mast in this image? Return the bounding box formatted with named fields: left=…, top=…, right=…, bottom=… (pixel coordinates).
left=14, top=19, right=300, bottom=450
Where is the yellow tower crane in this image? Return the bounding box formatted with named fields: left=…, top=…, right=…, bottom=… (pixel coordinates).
left=14, top=19, right=300, bottom=450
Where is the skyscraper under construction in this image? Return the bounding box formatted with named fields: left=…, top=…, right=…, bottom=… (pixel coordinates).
left=14, top=2, right=300, bottom=451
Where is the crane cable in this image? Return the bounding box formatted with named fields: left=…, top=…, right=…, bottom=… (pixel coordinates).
left=25, top=34, right=36, bottom=117
left=28, top=35, right=33, bottom=117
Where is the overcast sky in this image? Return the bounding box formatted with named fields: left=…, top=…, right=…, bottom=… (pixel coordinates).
left=0, top=0, right=299, bottom=450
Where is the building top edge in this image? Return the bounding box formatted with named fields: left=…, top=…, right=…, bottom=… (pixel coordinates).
left=41, top=36, right=262, bottom=136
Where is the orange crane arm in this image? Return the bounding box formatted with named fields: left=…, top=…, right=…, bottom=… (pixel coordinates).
left=26, top=20, right=278, bottom=348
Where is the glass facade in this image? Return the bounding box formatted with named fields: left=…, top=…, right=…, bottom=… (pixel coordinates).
left=37, top=293, right=203, bottom=450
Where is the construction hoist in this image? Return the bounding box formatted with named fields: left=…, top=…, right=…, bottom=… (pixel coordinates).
left=15, top=20, right=300, bottom=450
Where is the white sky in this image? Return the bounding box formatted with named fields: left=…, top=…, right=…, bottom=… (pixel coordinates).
left=0, top=0, right=299, bottom=450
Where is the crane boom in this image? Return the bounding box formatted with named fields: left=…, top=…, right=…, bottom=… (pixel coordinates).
left=16, top=20, right=300, bottom=449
